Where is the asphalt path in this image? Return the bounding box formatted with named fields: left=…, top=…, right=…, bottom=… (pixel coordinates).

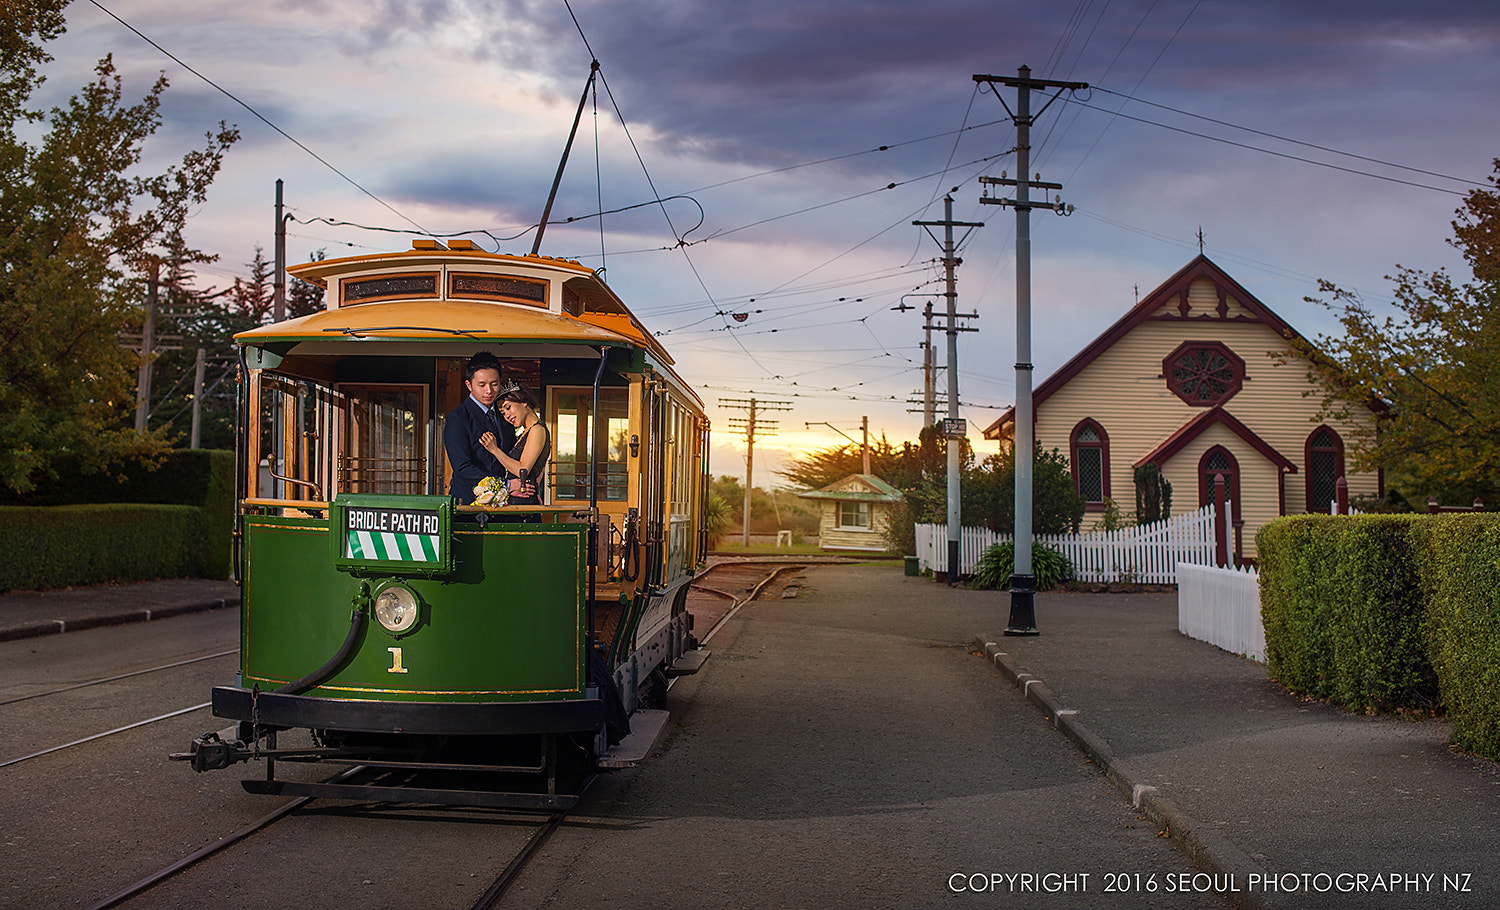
left=0, top=610, right=550, bottom=910
left=503, top=564, right=1226, bottom=909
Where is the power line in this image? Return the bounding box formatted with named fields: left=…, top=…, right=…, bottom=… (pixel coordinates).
left=1090, top=85, right=1487, bottom=188
left=87, top=0, right=431, bottom=236
left=1066, top=95, right=1479, bottom=195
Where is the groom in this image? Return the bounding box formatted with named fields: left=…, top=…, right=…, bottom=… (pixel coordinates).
left=443, top=352, right=515, bottom=505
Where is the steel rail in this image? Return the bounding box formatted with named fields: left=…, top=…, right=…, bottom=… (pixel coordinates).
left=0, top=702, right=211, bottom=769
left=80, top=766, right=366, bottom=910
left=0, top=649, right=237, bottom=707
left=700, top=564, right=807, bottom=644
left=468, top=773, right=595, bottom=910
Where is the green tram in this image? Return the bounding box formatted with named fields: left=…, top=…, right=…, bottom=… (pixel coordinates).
left=183, top=240, right=711, bottom=808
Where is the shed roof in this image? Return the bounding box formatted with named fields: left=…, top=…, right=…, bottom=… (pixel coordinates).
left=797, top=474, right=904, bottom=502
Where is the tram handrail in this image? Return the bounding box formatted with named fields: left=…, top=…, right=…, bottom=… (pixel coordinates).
left=242, top=497, right=329, bottom=511
left=241, top=498, right=595, bottom=521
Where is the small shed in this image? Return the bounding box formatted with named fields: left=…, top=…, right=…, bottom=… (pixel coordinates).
left=797, top=474, right=903, bottom=552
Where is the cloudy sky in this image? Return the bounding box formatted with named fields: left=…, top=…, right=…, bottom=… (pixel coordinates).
left=36, top=0, right=1500, bottom=487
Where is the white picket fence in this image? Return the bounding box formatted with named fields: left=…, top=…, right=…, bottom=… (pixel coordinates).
left=915, top=502, right=1227, bottom=584
left=1177, top=562, right=1264, bottom=662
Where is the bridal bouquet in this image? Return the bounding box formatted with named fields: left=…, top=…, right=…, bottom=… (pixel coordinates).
left=472, top=476, right=509, bottom=506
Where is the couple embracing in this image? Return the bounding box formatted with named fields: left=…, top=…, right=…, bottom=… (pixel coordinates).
left=444, top=352, right=551, bottom=510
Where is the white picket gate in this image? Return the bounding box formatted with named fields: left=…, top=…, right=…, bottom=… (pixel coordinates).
left=1177, top=562, right=1264, bottom=662
left=915, top=502, right=1226, bottom=584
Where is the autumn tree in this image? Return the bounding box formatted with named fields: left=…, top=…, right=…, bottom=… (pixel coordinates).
left=0, top=1, right=238, bottom=492
left=288, top=249, right=327, bottom=318
left=1301, top=160, right=1500, bottom=505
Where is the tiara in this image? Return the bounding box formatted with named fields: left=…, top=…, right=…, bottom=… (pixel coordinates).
left=497, top=381, right=522, bottom=396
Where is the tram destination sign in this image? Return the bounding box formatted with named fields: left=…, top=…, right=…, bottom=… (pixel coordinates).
left=333, top=494, right=453, bottom=576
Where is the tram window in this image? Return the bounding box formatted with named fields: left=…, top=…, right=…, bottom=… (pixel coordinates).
left=256, top=374, right=328, bottom=502
left=340, top=385, right=427, bottom=494
left=553, top=387, right=629, bottom=501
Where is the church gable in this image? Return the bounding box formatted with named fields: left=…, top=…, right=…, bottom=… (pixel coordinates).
left=1147, top=275, right=1264, bottom=323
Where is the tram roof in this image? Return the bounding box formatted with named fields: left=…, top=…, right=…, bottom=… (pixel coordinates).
left=235, top=244, right=675, bottom=366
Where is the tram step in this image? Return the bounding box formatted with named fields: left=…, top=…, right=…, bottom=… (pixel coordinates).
left=665, top=649, right=710, bottom=677
left=598, top=708, right=670, bottom=768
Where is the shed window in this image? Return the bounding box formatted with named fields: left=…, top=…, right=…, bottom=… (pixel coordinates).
left=838, top=501, right=871, bottom=529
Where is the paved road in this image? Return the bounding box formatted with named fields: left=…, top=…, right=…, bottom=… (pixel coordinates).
left=503, top=563, right=1221, bottom=909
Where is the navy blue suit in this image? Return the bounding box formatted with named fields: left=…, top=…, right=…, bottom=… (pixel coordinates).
left=444, top=396, right=516, bottom=504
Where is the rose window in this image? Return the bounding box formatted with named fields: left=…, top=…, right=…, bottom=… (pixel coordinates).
left=1163, top=342, right=1244, bottom=406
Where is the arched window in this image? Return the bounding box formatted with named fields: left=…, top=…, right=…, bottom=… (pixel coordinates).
left=1198, top=446, right=1240, bottom=513
left=1070, top=419, right=1110, bottom=508
left=1199, top=445, right=1242, bottom=562
left=1305, top=426, right=1344, bottom=513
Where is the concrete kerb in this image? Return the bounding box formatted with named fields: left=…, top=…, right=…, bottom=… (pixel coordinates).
left=0, top=597, right=236, bottom=642
left=976, top=637, right=1277, bottom=910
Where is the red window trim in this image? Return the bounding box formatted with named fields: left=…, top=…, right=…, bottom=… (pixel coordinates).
left=1163, top=340, right=1246, bottom=407
left=1070, top=418, right=1110, bottom=511
left=1304, top=425, right=1345, bottom=513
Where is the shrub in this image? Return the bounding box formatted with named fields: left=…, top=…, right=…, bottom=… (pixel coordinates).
left=0, top=504, right=206, bottom=593
left=702, top=490, right=733, bottom=551
left=1412, top=515, right=1500, bottom=759
left=969, top=541, right=1073, bottom=591
left=0, top=450, right=235, bottom=587
left=1257, top=513, right=1433, bottom=714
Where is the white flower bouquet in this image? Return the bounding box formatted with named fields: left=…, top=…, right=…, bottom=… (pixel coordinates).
left=472, top=476, right=509, bottom=506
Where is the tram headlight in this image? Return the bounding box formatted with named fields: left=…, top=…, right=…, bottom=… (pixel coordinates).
left=373, top=583, right=420, bottom=634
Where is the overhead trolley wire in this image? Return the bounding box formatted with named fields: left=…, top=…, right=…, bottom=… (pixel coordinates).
left=86, top=0, right=433, bottom=237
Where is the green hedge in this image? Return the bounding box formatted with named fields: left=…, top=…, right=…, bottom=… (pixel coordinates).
left=1257, top=514, right=1433, bottom=714
left=0, top=504, right=208, bottom=592
left=0, top=450, right=234, bottom=590
left=1258, top=512, right=1500, bottom=760
left=1411, top=515, right=1500, bottom=760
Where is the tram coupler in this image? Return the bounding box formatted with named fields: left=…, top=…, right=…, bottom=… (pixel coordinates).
left=172, top=727, right=255, bottom=772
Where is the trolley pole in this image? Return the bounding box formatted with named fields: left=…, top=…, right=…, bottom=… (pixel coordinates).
left=914, top=195, right=981, bottom=584
left=976, top=66, right=1085, bottom=633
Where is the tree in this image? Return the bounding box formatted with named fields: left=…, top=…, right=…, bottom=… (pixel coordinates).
left=229, top=246, right=274, bottom=322
left=779, top=428, right=1084, bottom=541
left=1134, top=462, right=1173, bottom=524
left=774, top=432, right=933, bottom=491
left=288, top=249, right=327, bottom=318
left=0, top=3, right=238, bottom=492
left=975, top=446, right=1085, bottom=535
left=1299, top=160, right=1500, bottom=504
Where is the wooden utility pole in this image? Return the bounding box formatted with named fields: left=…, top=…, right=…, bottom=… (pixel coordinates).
left=190, top=347, right=207, bottom=448
left=133, top=262, right=159, bottom=432
left=976, top=65, right=1087, bottom=632
left=861, top=415, right=870, bottom=475
left=722, top=397, right=792, bottom=545
left=273, top=179, right=287, bottom=323
left=914, top=194, right=982, bottom=584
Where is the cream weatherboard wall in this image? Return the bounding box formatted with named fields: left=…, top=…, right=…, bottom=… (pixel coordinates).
left=993, top=256, right=1380, bottom=562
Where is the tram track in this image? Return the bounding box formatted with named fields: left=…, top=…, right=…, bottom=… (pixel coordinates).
left=0, top=649, right=237, bottom=769
left=16, top=566, right=800, bottom=907
left=690, top=561, right=810, bottom=644
left=0, top=648, right=236, bottom=707
left=79, top=764, right=591, bottom=910
left=80, top=765, right=367, bottom=910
